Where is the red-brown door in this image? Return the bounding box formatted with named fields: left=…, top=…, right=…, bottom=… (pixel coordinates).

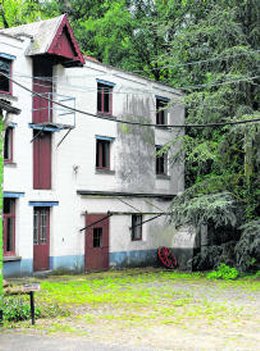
left=33, top=132, right=52, bottom=189
left=85, top=214, right=109, bottom=272
left=33, top=207, right=50, bottom=271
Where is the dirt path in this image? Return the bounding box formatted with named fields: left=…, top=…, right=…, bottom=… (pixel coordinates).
left=2, top=274, right=259, bottom=350
left=77, top=280, right=259, bottom=351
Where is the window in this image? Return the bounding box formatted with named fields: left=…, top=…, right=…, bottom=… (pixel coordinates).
left=156, top=146, right=168, bottom=176
left=4, top=127, right=13, bottom=162
left=156, top=98, right=168, bottom=125
left=3, top=198, right=15, bottom=255
left=131, top=214, right=142, bottom=241
left=33, top=207, right=49, bottom=245
left=93, top=227, right=103, bottom=248
left=97, top=83, right=113, bottom=115
left=96, top=139, right=110, bottom=169
left=0, top=58, right=12, bottom=94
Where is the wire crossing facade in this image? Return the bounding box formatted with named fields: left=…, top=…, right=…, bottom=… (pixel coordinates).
left=0, top=15, right=188, bottom=277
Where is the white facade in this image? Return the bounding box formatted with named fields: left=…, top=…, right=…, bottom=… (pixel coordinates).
left=1, top=16, right=185, bottom=277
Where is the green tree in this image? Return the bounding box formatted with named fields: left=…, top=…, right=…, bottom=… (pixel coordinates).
left=162, top=0, right=260, bottom=270
left=0, top=0, right=45, bottom=28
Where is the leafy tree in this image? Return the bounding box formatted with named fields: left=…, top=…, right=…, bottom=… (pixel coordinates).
left=0, top=0, right=45, bottom=28
left=163, top=0, right=260, bottom=270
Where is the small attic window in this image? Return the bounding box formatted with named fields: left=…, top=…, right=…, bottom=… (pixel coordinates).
left=0, top=57, right=12, bottom=94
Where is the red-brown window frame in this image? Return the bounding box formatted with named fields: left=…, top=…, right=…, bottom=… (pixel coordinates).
left=4, top=126, right=13, bottom=163
left=3, top=198, right=16, bottom=256
left=96, top=139, right=111, bottom=170
left=156, top=146, right=168, bottom=176
left=131, top=214, right=143, bottom=241
left=156, top=98, right=168, bottom=125
left=0, top=58, right=12, bottom=95
left=97, top=83, right=113, bottom=115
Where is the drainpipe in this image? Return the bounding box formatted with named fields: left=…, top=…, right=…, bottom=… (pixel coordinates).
left=0, top=109, right=3, bottom=325
left=200, top=223, right=209, bottom=255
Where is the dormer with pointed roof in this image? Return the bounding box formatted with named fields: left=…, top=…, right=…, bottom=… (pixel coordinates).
left=0, top=14, right=85, bottom=67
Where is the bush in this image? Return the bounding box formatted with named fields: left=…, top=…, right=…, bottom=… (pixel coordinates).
left=3, top=296, right=41, bottom=322
left=207, top=263, right=239, bottom=280
left=235, top=220, right=260, bottom=272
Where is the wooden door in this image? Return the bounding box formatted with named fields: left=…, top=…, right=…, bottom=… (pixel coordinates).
left=33, top=132, right=52, bottom=189
left=85, top=214, right=109, bottom=272
left=33, top=207, right=50, bottom=271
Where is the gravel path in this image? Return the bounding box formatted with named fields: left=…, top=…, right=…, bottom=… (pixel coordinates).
left=1, top=277, right=259, bottom=351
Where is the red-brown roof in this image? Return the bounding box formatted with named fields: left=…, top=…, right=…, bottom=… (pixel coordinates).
left=0, top=15, right=85, bottom=66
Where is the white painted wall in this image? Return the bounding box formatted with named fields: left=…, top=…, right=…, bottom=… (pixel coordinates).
left=2, top=35, right=185, bottom=272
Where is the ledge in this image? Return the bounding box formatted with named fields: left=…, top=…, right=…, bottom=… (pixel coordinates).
left=4, top=161, right=17, bottom=167
left=77, top=190, right=175, bottom=200
left=95, top=169, right=116, bottom=175
left=4, top=256, right=22, bottom=262
left=96, top=113, right=117, bottom=121
left=0, top=93, right=18, bottom=101
left=156, top=175, right=171, bottom=180
left=155, top=125, right=172, bottom=131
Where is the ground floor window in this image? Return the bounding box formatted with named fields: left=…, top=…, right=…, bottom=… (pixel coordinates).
left=3, top=198, right=16, bottom=255
left=131, top=214, right=143, bottom=241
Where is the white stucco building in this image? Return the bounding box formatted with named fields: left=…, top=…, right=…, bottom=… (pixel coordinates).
left=0, top=15, right=185, bottom=277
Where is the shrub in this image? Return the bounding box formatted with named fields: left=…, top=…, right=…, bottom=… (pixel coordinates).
left=206, top=263, right=239, bottom=280
left=3, top=296, right=41, bottom=322
left=235, top=220, right=260, bottom=272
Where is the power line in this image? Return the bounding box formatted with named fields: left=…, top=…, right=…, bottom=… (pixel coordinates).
left=13, top=69, right=259, bottom=93
left=13, top=48, right=259, bottom=82
left=132, top=50, right=260, bottom=73
left=2, top=73, right=260, bottom=129
left=13, top=72, right=259, bottom=116
left=9, top=71, right=260, bottom=118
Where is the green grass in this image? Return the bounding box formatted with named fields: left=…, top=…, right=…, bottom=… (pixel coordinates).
left=3, top=268, right=260, bottom=334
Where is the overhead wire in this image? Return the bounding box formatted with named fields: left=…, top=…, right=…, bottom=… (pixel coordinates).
left=131, top=50, right=260, bottom=73
left=10, top=48, right=259, bottom=96
left=2, top=72, right=260, bottom=129
left=8, top=70, right=260, bottom=116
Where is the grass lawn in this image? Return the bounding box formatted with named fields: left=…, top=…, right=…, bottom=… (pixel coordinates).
left=2, top=268, right=260, bottom=350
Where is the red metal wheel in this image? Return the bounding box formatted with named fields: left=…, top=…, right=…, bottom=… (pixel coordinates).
left=158, top=246, right=177, bottom=269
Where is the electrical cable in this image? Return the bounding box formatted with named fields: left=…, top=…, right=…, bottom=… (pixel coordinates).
left=1, top=72, right=260, bottom=129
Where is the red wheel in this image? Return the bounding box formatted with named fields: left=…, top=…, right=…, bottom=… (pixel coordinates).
left=158, top=247, right=177, bottom=269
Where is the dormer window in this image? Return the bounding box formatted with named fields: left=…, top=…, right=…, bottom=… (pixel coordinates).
left=0, top=57, right=12, bottom=94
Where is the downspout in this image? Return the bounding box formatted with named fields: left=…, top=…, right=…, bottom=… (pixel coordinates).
left=0, top=109, right=3, bottom=325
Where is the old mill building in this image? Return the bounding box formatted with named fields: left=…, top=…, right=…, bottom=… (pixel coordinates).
left=0, top=15, right=187, bottom=277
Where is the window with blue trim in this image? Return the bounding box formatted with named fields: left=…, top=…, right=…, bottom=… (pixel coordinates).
left=0, top=57, right=12, bottom=94
left=3, top=198, right=16, bottom=256
left=156, top=98, right=168, bottom=125
left=97, top=83, right=113, bottom=115
left=156, top=145, right=168, bottom=176
left=4, top=126, right=13, bottom=163
left=96, top=139, right=111, bottom=169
